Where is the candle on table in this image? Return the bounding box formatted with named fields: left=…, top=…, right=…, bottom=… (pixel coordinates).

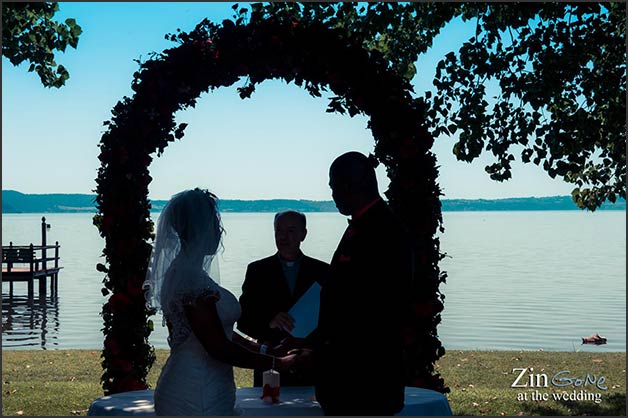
left=261, top=369, right=280, bottom=404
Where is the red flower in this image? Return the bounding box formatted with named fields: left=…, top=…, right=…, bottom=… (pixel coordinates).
left=402, top=328, right=416, bottom=346
left=139, top=173, right=152, bottom=187
left=418, top=222, right=431, bottom=235
left=115, top=148, right=129, bottom=164
left=414, top=302, right=433, bottom=317
left=399, top=175, right=418, bottom=191
left=98, top=150, right=111, bottom=162
left=100, top=216, right=114, bottom=234
left=140, top=153, right=153, bottom=166
left=108, top=292, right=132, bottom=313
left=112, top=358, right=134, bottom=373
left=400, top=138, right=420, bottom=159
left=158, top=105, right=170, bottom=115
left=104, top=336, right=121, bottom=355
left=116, top=239, right=138, bottom=257
left=117, top=375, right=146, bottom=392
left=127, top=279, right=144, bottom=297
left=413, top=300, right=444, bottom=317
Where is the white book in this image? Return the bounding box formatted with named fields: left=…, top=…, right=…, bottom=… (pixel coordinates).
left=288, top=282, right=321, bottom=338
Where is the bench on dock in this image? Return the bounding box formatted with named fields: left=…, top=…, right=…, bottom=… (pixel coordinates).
left=2, top=243, right=62, bottom=295
left=2, top=217, right=62, bottom=297
left=3, top=247, right=36, bottom=271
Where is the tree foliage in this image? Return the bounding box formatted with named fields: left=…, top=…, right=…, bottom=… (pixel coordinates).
left=238, top=2, right=626, bottom=210
left=433, top=3, right=625, bottom=211
left=2, top=2, right=82, bottom=88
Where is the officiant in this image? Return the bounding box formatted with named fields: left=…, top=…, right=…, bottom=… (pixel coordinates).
left=237, top=210, right=329, bottom=386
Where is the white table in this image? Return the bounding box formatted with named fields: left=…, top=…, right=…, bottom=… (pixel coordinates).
left=235, top=387, right=323, bottom=416
left=87, top=390, right=155, bottom=416
left=87, top=386, right=452, bottom=416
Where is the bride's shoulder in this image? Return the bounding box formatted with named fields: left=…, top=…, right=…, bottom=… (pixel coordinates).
left=163, top=267, right=220, bottom=305
left=186, top=285, right=221, bottom=307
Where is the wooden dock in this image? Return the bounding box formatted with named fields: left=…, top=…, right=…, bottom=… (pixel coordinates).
left=2, top=217, right=62, bottom=297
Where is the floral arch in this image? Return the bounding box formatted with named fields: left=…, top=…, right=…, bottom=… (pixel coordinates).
left=94, top=17, right=448, bottom=395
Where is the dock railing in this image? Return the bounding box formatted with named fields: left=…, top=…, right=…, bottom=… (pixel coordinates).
left=2, top=217, right=62, bottom=296
left=3, top=242, right=61, bottom=273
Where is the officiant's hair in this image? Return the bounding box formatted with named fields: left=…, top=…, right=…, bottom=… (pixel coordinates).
left=330, top=151, right=378, bottom=194
left=274, top=210, right=306, bottom=230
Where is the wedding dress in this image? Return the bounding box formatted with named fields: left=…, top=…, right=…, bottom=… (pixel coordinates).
left=143, top=189, right=242, bottom=416
left=154, top=260, right=241, bottom=415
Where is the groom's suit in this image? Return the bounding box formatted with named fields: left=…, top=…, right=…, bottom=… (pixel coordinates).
left=237, top=253, right=329, bottom=386
left=312, top=199, right=413, bottom=415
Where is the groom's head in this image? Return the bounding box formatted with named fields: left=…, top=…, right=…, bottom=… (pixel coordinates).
left=329, top=152, right=379, bottom=216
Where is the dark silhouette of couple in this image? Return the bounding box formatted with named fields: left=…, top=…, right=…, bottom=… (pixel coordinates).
left=144, top=151, right=413, bottom=416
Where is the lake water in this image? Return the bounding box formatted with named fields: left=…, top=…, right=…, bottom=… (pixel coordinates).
left=2, top=211, right=625, bottom=352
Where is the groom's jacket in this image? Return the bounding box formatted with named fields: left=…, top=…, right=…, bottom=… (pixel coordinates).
left=237, top=252, right=329, bottom=385
left=312, top=198, right=413, bottom=415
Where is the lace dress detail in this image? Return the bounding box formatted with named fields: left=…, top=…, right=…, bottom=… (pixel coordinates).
left=163, top=284, right=220, bottom=349
left=154, top=262, right=242, bottom=416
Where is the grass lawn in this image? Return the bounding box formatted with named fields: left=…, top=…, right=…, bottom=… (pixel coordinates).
left=434, top=350, right=625, bottom=416
left=2, top=349, right=625, bottom=416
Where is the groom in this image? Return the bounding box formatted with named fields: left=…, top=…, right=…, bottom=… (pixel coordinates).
left=300, top=151, right=414, bottom=415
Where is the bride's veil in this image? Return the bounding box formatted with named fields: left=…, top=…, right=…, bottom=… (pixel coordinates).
left=143, top=188, right=223, bottom=313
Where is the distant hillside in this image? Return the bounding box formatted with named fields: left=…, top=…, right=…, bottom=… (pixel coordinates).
left=441, top=196, right=625, bottom=211
left=218, top=199, right=337, bottom=212
left=2, top=190, right=625, bottom=213
left=0, top=191, right=338, bottom=213
left=2, top=190, right=97, bottom=213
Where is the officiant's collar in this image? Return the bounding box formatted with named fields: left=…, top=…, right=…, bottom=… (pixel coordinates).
left=277, top=250, right=304, bottom=267
left=351, top=197, right=382, bottom=221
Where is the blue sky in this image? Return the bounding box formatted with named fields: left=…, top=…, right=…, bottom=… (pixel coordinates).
left=2, top=2, right=576, bottom=201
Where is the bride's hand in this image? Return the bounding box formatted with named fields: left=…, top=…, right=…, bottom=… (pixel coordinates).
left=277, top=348, right=313, bottom=372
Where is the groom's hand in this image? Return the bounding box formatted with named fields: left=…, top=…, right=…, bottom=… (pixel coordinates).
left=272, top=336, right=308, bottom=356
left=287, top=348, right=313, bottom=369
left=276, top=352, right=299, bottom=373
left=269, top=312, right=295, bottom=333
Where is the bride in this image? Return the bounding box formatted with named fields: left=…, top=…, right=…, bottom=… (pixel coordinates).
left=144, top=188, right=295, bottom=415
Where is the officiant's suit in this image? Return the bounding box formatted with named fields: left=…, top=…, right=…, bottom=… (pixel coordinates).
left=237, top=252, right=329, bottom=386
left=312, top=198, right=413, bottom=415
